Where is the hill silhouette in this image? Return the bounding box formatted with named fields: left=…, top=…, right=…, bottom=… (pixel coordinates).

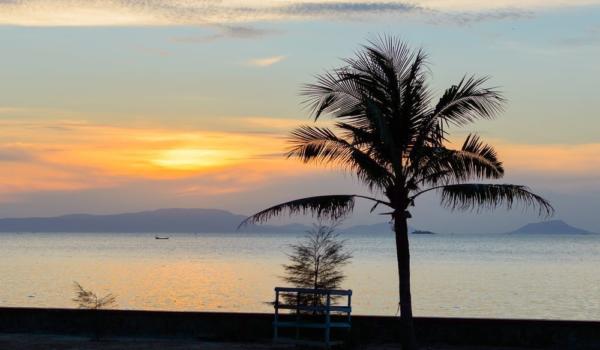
left=0, top=208, right=308, bottom=233
left=507, top=220, right=594, bottom=235
left=0, top=208, right=422, bottom=234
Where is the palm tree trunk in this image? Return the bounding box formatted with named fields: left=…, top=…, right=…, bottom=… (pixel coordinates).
left=394, top=211, right=418, bottom=350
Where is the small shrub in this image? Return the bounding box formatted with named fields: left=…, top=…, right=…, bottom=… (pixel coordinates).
left=281, top=222, right=352, bottom=311
left=73, top=282, right=117, bottom=310
left=72, top=281, right=117, bottom=340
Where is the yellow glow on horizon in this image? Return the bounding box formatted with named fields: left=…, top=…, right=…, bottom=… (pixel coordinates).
left=0, top=118, right=322, bottom=199
left=152, top=148, right=234, bottom=170
left=3, top=118, right=600, bottom=201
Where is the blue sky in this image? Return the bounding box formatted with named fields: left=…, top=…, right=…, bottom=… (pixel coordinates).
left=0, top=1, right=599, bottom=232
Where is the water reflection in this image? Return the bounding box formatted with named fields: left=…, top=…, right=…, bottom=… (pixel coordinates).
left=1, top=232, right=599, bottom=319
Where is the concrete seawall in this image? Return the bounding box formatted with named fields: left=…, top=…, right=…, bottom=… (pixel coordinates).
left=1, top=307, right=599, bottom=349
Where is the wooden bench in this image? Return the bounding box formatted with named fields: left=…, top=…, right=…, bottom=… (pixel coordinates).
left=273, top=287, right=352, bottom=348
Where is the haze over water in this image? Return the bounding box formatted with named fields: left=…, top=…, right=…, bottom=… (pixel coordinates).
left=1, top=231, right=599, bottom=319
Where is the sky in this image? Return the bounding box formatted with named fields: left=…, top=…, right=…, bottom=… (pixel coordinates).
left=0, top=0, right=599, bottom=233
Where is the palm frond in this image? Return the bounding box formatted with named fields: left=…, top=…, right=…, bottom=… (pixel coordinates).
left=432, top=76, right=504, bottom=126
left=287, top=125, right=351, bottom=163
left=239, top=195, right=356, bottom=227
left=365, top=35, right=414, bottom=79
left=456, top=133, right=504, bottom=178
left=302, top=70, right=363, bottom=121
left=411, top=134, right=504, bottom=187
left=287, top=125, right=393, bottom=190
left=438, top=184, right=554, bottom=217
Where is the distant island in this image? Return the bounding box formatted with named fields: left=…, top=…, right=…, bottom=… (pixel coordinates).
left=0, top=208, right=420, bottom=234
left=507, top=220, right=595, bottom=235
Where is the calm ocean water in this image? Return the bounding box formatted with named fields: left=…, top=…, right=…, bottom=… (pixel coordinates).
left=1, top=231, right=599, bottom=319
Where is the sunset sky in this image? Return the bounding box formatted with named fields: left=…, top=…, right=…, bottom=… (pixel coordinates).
left=1, top=0, right=599, bottom=232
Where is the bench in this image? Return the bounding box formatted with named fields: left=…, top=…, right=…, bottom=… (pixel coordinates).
left=273, top=287, right=352, bottom=348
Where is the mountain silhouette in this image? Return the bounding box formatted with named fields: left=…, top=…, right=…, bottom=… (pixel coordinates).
left=0, top=208, right=429, bottom=234
left=0, top=208, right=308, bottom=233
left=507, top=220, right=594, bottom=235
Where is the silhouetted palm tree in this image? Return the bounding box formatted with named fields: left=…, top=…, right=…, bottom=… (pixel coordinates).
left=241, top=37, right=553, bottom=350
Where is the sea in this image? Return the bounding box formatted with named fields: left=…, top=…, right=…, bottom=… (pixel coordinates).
left=1, top=231, right=599, bottom=320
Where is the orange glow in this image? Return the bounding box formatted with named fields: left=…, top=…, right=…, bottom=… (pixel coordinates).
left=0, top=119, right=319, bottom=199
left=152, top=148, right=235, bottom=170
left=493, top=141, right=600, bottom=175
left=443, top=136, right=600, bottom=176
left=2, top=119, right=600, bottom=200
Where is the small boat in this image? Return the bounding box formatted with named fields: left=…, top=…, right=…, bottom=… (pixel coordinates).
left=412, top=230, right=436, bottom=235
left=155, top=236, right=170, bottom=240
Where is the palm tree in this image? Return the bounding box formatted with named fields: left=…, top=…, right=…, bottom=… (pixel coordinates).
left=240, top=36, right=553, bottom=350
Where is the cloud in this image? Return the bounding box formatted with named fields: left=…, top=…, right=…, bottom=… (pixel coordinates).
left=0, top=1, right=422, bottom=26
left=246, top=55, right=287, bottom=67
left=170, top=25, right=281, bottom=44
left=0, top=147, right=35, bottom=162
left=271, top=1, right=422, bottom=16
left=417, top=0, right=600, bottom=11
left=1, top=0, right=592, bottom=26
left=429, top=8, right=533, bottom=25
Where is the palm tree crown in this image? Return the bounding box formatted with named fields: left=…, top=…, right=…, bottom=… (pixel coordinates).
left=242, top=37, right=553, bottom=226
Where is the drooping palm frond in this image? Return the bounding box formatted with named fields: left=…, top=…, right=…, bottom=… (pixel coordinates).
left=239, top=195, right=357, bottom=228
left=409, top=134, right=504, bottom=187
left=287, top=125, right=393, bottom=190
left=452, top=133, right=504, bottom=179
left=287, top=125, right=352, bottom=163
left=432, top=76, right=505, bottom=127
left=302, top=70, right=364, bottom=121
left=460, top=134, right=503, bottom=170
left=437, top=184, right=554, bottom=217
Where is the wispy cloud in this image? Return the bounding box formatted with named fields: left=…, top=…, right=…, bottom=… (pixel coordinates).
left=272, top=1, right=422, bottom=17
left=171, top=25, right=281, bottom=44
left=246, top=55, right=287, bottom=67
left=0, top=1, right=422, bottom=26
left=1, top=0, right=592, bottom=26
left=429, top=8, right=533, bottom=26
left=0, top=147, right=36, bottom=162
